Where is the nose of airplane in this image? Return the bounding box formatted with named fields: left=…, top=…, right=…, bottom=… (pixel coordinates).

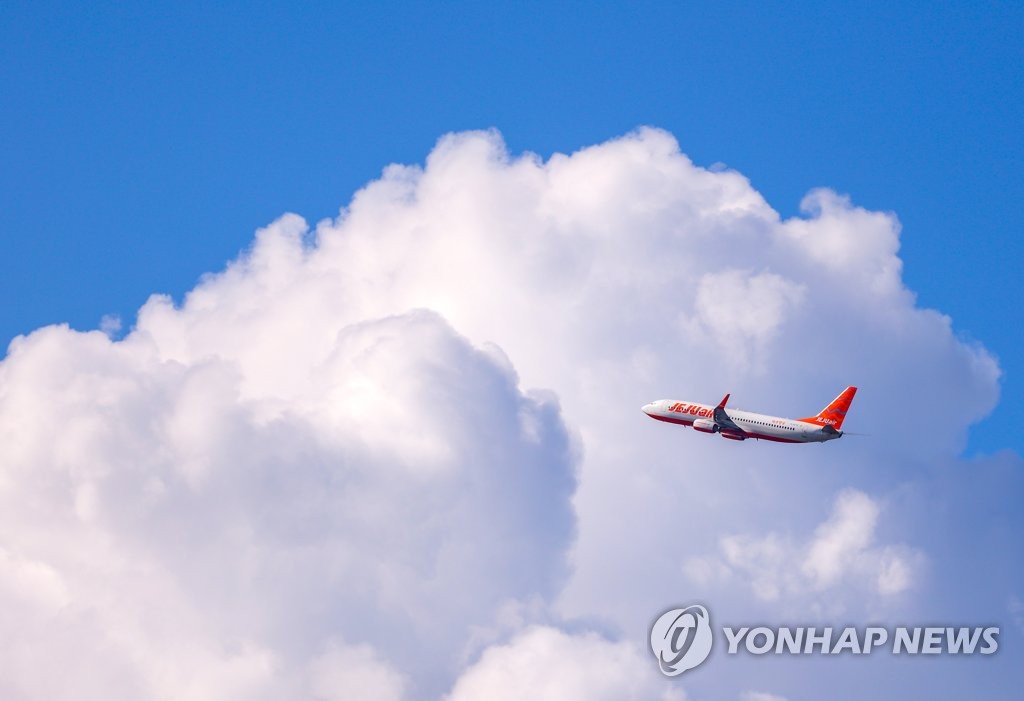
left=641, top=402, right=655, bottom=415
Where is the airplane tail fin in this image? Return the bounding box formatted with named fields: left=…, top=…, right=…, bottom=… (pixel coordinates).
left=798, top=386, right=857, bottom=430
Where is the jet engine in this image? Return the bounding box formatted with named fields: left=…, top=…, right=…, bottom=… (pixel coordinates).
left=692, top=418, right=719, bottom=434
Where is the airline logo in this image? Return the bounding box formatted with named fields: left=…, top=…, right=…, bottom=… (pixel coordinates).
left=806, top=405, right=848, bottom=426
left=800, top=387, right=857, bottom=427
left=666, top=403, right=713, bottom=418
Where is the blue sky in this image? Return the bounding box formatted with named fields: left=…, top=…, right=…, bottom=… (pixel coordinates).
left=1, top=5, right=1022, bottom=699
left=2, top=0, right=1021, bottom=456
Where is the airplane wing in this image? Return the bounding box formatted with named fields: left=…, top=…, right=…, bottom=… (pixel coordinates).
left=712, top=393, right=746, bottom=435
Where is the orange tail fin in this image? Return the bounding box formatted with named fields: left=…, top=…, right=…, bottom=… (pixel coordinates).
left=798, top=386, right=857, bottom=429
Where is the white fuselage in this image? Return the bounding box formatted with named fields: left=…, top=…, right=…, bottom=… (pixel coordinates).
left=641, top=399, right=838, bottom=443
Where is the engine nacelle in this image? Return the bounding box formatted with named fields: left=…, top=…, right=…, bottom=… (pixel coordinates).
left=720, top=431, right=747, bottom=441
left=693, top=418, right=719, bottom=434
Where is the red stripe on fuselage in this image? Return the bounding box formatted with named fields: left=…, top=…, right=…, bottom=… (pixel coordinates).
left=647, top=414, right=694, bottom=426
left=649, top=415, right=803, bottom=443
left=743, top=431, right=802, bottom=444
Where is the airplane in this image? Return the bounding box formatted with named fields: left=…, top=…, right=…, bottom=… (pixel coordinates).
left=641, top=386, right=857, bottom=443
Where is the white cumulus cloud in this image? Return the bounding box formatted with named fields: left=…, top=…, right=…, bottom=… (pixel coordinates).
left=0, top=127, right=1017, bottom=700
left=688, top=489, right=923, bottom=609
left=446, top=626, right=683, bottom=701
left=0, top=312, right=575, bottom=699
